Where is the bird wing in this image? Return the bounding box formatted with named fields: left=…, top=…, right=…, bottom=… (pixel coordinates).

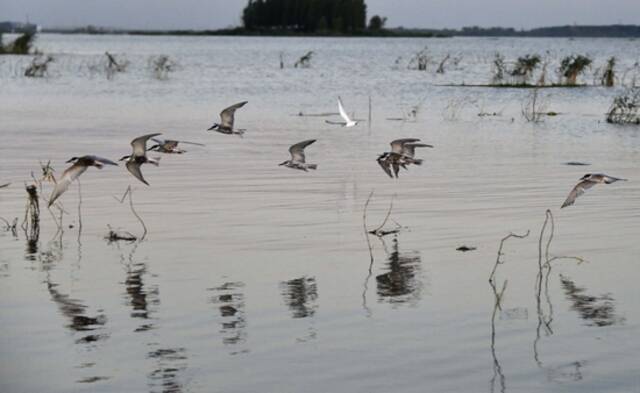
left=48, top=163, right=88, bottom=206
left=376, top=156, right=394, bottom=179
left=390, top=138, right=421, bottom=154
left=561, top=179, right=597, bottom=208
left=126, top=160, right=149, bottom=186
left=131, top=133, right=162, bottom=157
left=337, top=97, right=352, bottom=123
left=289, top=139, right=316, bottom=163
left=220, top=101, right=248, bottom=129
left=402, top=143, right=433, bottom=157
left=86, top=155, right=118, bottom=166
left=325, top=120, right=346, bottom=125
left=176, top=140, right=205, bottom=146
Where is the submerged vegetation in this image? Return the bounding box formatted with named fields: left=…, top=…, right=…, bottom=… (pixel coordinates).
left=24, top=55, right=54, bottom=77
left=606, top=88, right=640, bottom=125
left=559, top=55, right=592, bottom=85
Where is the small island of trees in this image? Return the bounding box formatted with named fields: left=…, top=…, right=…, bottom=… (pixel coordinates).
left=242, top=0, right=388, bottom=34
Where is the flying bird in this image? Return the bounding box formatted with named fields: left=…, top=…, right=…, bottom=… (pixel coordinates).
left=207, top=101, right=248, bottom=136
left=48, top=155, right=118, bottom=207
left=561, top=173, right=627, bottom=208
left=148, top=138, right=205, bottom=154
left=120, top=133, right=162, bottom=186
left=279, top=139, right=318, bottom=171
left=325, top=97, right=358, bottom=127
left=377, top=138, right=433, bottom=178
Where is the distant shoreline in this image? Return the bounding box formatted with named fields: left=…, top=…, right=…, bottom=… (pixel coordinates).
left=38, top=24, right=640, bottom=39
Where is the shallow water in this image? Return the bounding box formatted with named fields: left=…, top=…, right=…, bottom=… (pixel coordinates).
left=1, top=34, right=639, bottom=393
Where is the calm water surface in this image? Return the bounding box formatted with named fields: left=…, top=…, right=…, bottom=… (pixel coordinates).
left=1, top=34, right=639, bottom=393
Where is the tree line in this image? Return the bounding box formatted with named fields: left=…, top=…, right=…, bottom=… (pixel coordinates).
left=242, top=0, right=368, bottom=33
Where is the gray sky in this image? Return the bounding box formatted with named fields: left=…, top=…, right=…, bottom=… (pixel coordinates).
left=2, top=0, right=639, bottom=30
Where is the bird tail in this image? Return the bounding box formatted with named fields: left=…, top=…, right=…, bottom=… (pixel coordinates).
left=307, top=164, right=318, bottom=170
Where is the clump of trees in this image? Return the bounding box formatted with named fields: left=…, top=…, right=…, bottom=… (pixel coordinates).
left=0, top=32, right=36, bottom=55
left=242, top=0, right=367, bottom=33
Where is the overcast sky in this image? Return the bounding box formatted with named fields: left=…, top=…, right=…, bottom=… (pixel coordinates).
left=2, top=0, right=639, bottom=30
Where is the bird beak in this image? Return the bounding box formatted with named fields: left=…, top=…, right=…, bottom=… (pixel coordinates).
left=207, top=124, right=217, bottom=131
left=278, top=161, right=286, bottom=166
left=65, top=158, right=75, bottom=163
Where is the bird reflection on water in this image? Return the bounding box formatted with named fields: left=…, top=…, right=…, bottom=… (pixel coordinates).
left=281, top=276, right=318, bottom=342
left=209, top=281, right=249, bottom=354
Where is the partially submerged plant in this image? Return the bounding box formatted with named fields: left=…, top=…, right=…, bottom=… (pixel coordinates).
left=436, top=54, right=450, bottom=74
left=408, top=46, right=429, bottom=71
left=559, top=55, right=592, bottom=85
left=521, top=88, right=548, bottom=123
left=491, top=53, right=506, bottom=84
left=600, top=57, right=616, bottom=87
left=149, top=55, right=176, bottom=80
left=105, top=51, right=128, bottom=79
left=294, top=51, right=313, bottom=68
left=510, top=54, right=541, bottom=84
left=606, top=88, right=640, bottom=125
left=24, top=55, right=54, bottom=78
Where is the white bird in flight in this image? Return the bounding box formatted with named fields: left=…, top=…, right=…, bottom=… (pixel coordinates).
left=326, top=97, right=358, bottom=127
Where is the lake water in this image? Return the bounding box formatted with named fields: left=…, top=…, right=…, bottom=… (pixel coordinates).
left=1, top=34, right=639, bottom=393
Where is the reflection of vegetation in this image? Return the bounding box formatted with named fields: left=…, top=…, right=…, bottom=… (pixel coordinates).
left=560, top=275, right=621, bottom=327
left=606, top=88, right=640, bottom=124
left=281, top=277, right=318, bottom=318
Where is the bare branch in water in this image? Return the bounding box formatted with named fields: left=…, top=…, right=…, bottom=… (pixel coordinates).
left=114, top=186, right=148, bottom=241
left=489, top=230, right=530, bottom=285
left=363, top=190, right=375, bottom=264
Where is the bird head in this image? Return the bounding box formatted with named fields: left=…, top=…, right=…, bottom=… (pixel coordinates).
left=580, top=173, right=591, bottom=180
left=119, top=155, right=131, bottom=162
left=65, top=157, right=79, bottom=163
left=207, top=123, right=219, bottom=131
left=278, top=160, right=289, bottom=166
